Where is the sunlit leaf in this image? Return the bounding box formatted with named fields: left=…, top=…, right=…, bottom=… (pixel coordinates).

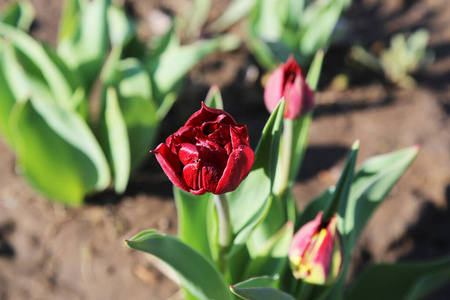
left=11, top=98, right=110, bottom=205
left=99, top=87, right=130, bottom=193
left=231, top=276, right=296, bottom=300
left=125, top=232, right=232, bottom=300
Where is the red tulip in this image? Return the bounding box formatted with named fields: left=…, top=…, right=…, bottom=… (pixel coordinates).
left=264, top=56, right=314, bottom=119
left=151, top=103, right=254, bottom=195
left=289, top=212, right=343, bottom=285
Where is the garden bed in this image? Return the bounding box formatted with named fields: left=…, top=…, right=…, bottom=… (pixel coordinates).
left=1, top=0, right=450, bottom=299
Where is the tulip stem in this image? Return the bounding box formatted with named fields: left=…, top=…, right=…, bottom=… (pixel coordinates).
left=214, top=193, right=232, bottom=273
left=297, top=282, right=312, bottom=300
left=275, top=119, right=294, bottom=204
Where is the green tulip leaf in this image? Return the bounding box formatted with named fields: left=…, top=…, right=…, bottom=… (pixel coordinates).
left=107, top=3, right=134, bottom=47
left=148, top=36, right=225, bottom=102
left=0, top=40, right=34, bottom=147
left=227, top=100, right=285, bottom=243
left=244, top=221, right=293, bottom=279
left=404, top=269, right=450, bottom=300
left=231, top=276, right=296, bottom=300
left=328, top=140, right=359, bottom=225
left=99, top=87, right=130, bottom=193
left=173, top=187, right=213, bottom=261
left=206, top=0, right=258, bottom=33
left=0, top=23, right=75, bottom=109
left=305, top=49, right=324, bottom=92
left=346, top=257, right=450, bottom=300
left=115, top=58, right=159, bottom=171
left=298, top=1, right=344, bottom=59
left=0, top=1, right=34, bottom=31
left=125, top=232, right=232, bottom=300
left=204, top=85, right=224, bottom=110
left=345, top=146, right=419, bottom=250
left=10, top=98, right=110, bottom=205
left=57, top=0, right=109, bottom=91
left=183, top=0, right=211, bottom=40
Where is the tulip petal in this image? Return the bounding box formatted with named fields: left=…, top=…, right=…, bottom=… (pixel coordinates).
left=289, top=211, right=323, bottom=265
left=264, top=67, right=284, bottom=114
left=185, top=103, right=236, bottom=127
left=215, top=145, right=254, bottom=194
left=284, top=73, right=303, bottom=119
left=178, top=143, right=199, bottom=165
left=201, top=163, right=222, bottom=193
left=182, top=163, right=201, bottom=192
left=152, top=144, right=189, bottom=192
left=230, top=126, right=250, bottom=150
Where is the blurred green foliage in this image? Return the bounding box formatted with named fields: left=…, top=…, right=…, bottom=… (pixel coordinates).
left=350, top=29, right=434, bottom=88
left=0, top=0, right=232, bottom=205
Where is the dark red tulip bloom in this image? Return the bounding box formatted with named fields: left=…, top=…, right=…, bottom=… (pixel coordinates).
left=264, top=55, right=314, bottom=119
left=151, top=103, right=254, bottom=195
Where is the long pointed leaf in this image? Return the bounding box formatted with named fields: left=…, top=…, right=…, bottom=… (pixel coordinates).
left=346, top=146, right=419, bottom=249
left=99, top=87, right=130, bottom=193
left=125, top=232, right=232, bottom=300
left=228, top=100, right=285, bottom=240
left=346, top=257, right=450, bottom=300
left=231, top=277, right=296, bottom=300
left=10, top=98, right=110, bottom=205
left=0, top=23, right=74, bottom=109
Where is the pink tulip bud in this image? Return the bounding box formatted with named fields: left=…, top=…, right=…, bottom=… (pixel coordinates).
left=264, top=56, right=314, bottom=119
left=289, top=212, right=343, bottom=285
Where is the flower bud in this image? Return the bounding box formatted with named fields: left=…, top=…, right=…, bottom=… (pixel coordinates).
left=289, top=212, right=343, bottom=285
left=264, top=55, right=314, bottom=119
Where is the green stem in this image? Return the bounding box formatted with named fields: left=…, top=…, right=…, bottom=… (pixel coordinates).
left=297, top=281, right=312, bottom=300
left=275, top=118, right=294, bottom=203
left=213, top=193, right=232, bottom=273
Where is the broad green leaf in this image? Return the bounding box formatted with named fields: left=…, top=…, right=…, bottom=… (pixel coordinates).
left=0, top=23, right=74, bottom=109
left=204, top=85, right=224, bottom=110
left=115, top=59, right=159, bottom=171
left=231, top=276, right=296, bottom=300
left=10, top=98, right=110, bottom=205
left=57, top=0, right=109, bottom=91
left=184, top=0, right=211, bottom=40
left=227, top=100, right=285, bottom=241
left=99, top=87, right=130, bottom=193
left=125, top=232, right=232, bottom=300
left=345, top=146, right=419, bottom=250
left=346, top=257, right=450, bottom=300
left=246, top=29, right=280, bottom=70
left=107, top=3, right=134, bottom=46
left=0, top=44, right=20, bottom=147
left=58, top=0, right=83, bottom=43
left=148, top=36, right=227, bottom=102
left=173, top=187, right=213, bottom=261
left=244, top=221, right=293, bottom=279
left=206, top=0, right=258, bottom=33
left=404, top=269, right=450, bottom=300
left=297, top=1, right=344, bottom=59
left=251, top=0, right=283, bottom=41
left=0, top=42, right=29, bottom=102
left=0, top=1, right=34, bottom=31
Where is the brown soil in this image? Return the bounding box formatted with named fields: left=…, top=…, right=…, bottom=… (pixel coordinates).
left=1, top=0, right=450, bottom=299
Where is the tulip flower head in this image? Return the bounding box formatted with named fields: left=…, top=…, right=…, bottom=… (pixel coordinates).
left=264, top=56, right=314, bottom=119
left=151, top=103, right=254, bottom=195
left=289, top=212, right=343, bottom=285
